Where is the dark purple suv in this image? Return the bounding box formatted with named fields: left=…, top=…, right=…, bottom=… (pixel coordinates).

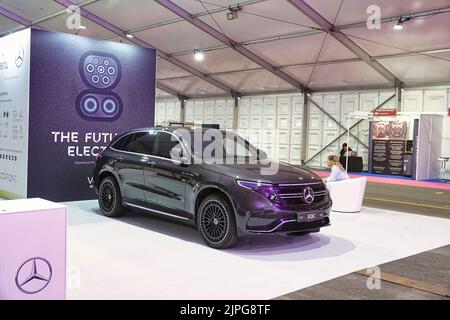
left=93, top=127, right=331, bottom=249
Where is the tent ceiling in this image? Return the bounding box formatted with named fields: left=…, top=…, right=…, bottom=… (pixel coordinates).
left=0, top=0, right=449, bottom=98
left=0, top=14, right=21, bottom=34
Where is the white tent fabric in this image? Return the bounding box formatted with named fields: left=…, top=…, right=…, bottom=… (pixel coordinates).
left=1, top=0, right=449, bottom=97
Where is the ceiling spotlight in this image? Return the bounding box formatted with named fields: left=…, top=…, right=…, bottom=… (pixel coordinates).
left=78, top=25, right=87, bottom=30
left=227, top=5, right=242, bottom=21
left=194, top=50, right=204, bottom=62
left=394, top=17, right=410, bottom=30
left=125, top=33, right=134, bottom=39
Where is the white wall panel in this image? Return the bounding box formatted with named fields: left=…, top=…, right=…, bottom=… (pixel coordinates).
left=359, top=93, right=379, bottom=112
left=379, top=91, right=396, bottom=109
left=290, top=145, right=302, bottom=165
left=291, top=130, right=302, bottom=145
left=277, top=145, right=290, bottom=162
left=263, top=97, right=276, bottom=115
left=194, top=100, right=204, bottom=124
left=277, top=115, right=291, bottom=129
left=239, top=99, right=250, bottom=116
left=277, top=96, right=291, bottom=115
left=249, top=129, right=261, bottom=147
left=424, top=91, right=447, bottom=112
left=292, top=96, right=303, bottom=114
left=157, top=86, right=449, bottom=169
left=402, top=91, right=423, bottom=112
left=215, top=100, right=226, bottom=116
left=308, top=131, right=321, bottom=146
left=277, top=130, right=290, bottom=145
left=341, top=94, right=359, bottom=126
left=155, top=102, right=166, bottom=125
left=250, top=115, right=262, bottom=129
left=185, top=101, right=194, bottom=122
left=250, top=98, right=263, bottom=115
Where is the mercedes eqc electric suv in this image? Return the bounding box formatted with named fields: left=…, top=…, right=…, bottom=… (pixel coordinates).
left=93, top=127, right=331, bottom=249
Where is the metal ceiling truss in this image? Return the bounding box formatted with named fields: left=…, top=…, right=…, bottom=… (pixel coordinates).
left=287, top=0, right=403, bottom=87
left=53, top=0, right=238, bottom=98
left=156, top=6, right=450, bottom=59
left=0, top=6, right=33, bottom=26
left=154, top=0, right=310, bottom=93
left=157, top=46, right=450, bottom=82
left=101, top=0, right=268, bottom=41
left=304, top=93, right=396, bottom=165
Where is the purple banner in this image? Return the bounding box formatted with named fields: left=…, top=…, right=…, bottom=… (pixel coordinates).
left=28, top=29, right=156, bottom=201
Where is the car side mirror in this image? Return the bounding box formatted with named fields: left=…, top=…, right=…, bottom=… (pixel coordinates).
left=257, top=149, right=268, bottom=160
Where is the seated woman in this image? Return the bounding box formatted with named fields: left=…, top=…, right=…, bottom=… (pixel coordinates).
left=326, top=155, right=350, bottom=182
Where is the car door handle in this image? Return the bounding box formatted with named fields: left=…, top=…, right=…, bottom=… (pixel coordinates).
left=117, top=156, right=124, bottom=161
left=182, top=171, right=199, bottom=177
left=146, top=161, right=156, bottom=166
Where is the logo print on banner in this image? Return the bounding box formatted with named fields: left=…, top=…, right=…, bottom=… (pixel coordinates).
left=15, top=257, right=53, bottom=294
left=76, top=51, right=123, bottom=121
left=303, top=187, right=315, bottom=204
left=15, top=45, right=24, bottom=68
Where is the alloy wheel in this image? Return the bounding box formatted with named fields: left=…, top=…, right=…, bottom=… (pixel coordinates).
left=199, top=200, right=229, bottom=243
left=100, top=182, right=116, bottom=213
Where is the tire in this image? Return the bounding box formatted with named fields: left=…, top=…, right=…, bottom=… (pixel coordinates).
left=197, top=194, right=238, bottom=249
left=98, top=176, right=125, bottom=217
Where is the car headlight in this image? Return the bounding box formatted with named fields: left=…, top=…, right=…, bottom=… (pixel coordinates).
left=236, top=180, right=281, bottom=203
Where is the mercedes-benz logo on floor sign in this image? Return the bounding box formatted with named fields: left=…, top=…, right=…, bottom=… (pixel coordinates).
left=303, top=187, right=315, bottom=204
left=15, top=45, right=24, bottom=68
left=15, top=257, right=52, bottom=294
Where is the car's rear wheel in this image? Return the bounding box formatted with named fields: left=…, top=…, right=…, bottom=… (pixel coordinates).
left=197, top=194, right=238, bottom=249
left=98, top=176, right=125, bottom=217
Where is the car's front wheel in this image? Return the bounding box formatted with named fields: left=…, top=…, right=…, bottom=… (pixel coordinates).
left=98, top=176, right=125, bottom=217
left=197, top=194, right=238, bottom=249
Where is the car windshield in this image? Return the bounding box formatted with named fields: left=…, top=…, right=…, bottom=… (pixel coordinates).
left=184, top=129, right=260, bottom=160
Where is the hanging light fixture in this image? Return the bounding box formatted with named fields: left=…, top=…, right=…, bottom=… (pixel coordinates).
left=194, top=50, right=204, bottom=62
left=394, top=17, right=411, bottom=30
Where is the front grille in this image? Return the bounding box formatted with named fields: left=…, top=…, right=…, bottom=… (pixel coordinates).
left=275, top=182, right=327, bottom=206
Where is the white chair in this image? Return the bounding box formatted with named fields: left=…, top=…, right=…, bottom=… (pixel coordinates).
left=326, top=177, right=367, bottom=213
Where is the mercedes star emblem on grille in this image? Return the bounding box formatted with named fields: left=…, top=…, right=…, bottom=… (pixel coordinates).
left=303, top=187, right=315, bottom=204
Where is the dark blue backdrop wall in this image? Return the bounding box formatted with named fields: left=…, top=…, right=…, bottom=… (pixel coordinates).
left=28, top=29, right=156, bottom=201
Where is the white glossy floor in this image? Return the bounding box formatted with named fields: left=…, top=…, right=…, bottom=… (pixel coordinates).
left=65, top=200, right=450, bottom=300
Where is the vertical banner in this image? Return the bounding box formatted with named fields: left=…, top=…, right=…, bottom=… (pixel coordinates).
left=0, top=29, right=31, bottom=199
left=370, top=121, right=407, bottom=175
left=28, top=29, right=156, bottom=201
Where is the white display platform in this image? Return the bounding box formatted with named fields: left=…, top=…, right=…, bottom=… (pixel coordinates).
left=64, top=200, right=450, bottom=300
left=0, top=198, right=67, bottom=300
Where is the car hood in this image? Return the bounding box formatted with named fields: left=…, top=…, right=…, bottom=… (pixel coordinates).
left=207, top=161, right=323, bottom=184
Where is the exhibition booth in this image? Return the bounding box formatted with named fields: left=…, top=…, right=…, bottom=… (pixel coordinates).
left=0, top=27, right=449, bottom=301
left=345, top=111, right=445, bottom=181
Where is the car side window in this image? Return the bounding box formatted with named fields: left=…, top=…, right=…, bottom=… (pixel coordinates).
left=111, top=133, right=133, bottom=150
left=123, top=132, right=155, bottom=155
left=153, top=132, right=180, bottom=159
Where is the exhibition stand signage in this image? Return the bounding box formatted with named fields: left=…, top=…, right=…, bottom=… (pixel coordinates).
left=370, top=121, right=407, bottom=176
left=0, top=29, right=156, bottom=201
left=0, top=198, right=67, bottom=300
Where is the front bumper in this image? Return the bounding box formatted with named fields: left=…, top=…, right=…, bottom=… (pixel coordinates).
left=244, top=207, right=331, bottom=234
left=229, top=182, right=332, bottom=235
